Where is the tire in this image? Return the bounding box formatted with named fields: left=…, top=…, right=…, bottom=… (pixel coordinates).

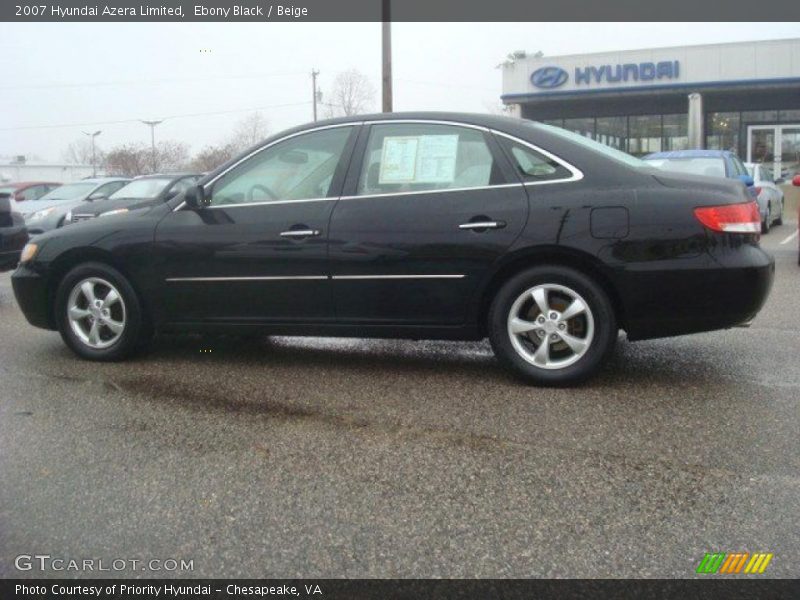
left=55, top=262, right=151, bottom=361
left=488, top=266, right=617, bottom=386
left=761, top=210, right=770, bottom=234
left=774, top=200, right=783, bottom=226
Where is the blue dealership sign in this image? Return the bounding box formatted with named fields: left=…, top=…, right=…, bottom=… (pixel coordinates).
left=530, top=66, right=569, bottom=89
left=530, top=60, right=681, bottom=89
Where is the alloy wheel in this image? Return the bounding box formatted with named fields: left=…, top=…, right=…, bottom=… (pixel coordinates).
left=506, top=283, right=595, bottom=370
left=67, top=277, right=127, bottom=349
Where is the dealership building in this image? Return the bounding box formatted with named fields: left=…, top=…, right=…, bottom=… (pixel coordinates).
left=501, top=38, right=800, bottom=176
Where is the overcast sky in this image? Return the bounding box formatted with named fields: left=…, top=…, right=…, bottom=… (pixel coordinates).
left=1, top=22, right=798, bottom=162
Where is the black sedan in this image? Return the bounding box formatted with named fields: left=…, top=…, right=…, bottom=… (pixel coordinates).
left=11, top=113, right=774, bottom=385
left=65, top=173, right=201, bottom=224
left=0, top=194, right=28, bottom=272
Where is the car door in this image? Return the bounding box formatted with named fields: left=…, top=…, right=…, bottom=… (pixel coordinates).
left=153, top=124, right=358, bottom=323
left=328, top=120, right=527, bottom=325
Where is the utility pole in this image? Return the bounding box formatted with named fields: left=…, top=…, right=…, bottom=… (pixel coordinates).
left=381, top=0, right=392, bottom=112
left=82, top=130, right=101, bottom=177
left=140, top=119, right=163, bottom=172
left=311, top=69, right=320, bottom=121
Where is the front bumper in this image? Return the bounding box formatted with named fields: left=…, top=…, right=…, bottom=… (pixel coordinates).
left=11, top=263, right=53, bottom=330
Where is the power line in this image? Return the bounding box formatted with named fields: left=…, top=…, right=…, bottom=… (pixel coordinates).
left=0, top=101, right=313, bottom=132
left=0, top=71, right=308, bottom=91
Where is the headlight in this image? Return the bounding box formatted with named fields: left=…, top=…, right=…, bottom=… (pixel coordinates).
left=28, top=207, right=56, bottom=221
left=19, top=243, right=38, bottom=263
left=99, top=208, right=129, bottom=218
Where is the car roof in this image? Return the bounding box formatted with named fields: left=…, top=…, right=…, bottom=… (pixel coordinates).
left=131, top=173, right=200, bottom=180
left=643, top=150, right=736, bottom=160
left=76, top=177, right=130, bottom=183
left=0, top=181, right=61, bottom=188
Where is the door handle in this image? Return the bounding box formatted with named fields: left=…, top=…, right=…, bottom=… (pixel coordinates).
left=459, top=221, right=506, bottom=230
left=280, top=229, right=321, bottom=238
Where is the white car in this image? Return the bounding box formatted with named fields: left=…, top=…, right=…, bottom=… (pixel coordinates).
left=745, top=163, right=784, bottom=234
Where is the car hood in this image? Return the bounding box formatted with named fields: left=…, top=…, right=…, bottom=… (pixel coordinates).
left=22, top=198, right=88, bottom=220
left=17, top=198, right=78, bottom=216
left=72, top=196, right=160, bottom=217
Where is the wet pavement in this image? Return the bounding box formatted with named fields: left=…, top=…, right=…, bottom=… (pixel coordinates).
left=1, top=223, right=798, bottom=578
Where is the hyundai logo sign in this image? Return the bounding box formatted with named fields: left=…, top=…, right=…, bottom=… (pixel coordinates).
left=530, top=66, right=569, bottom=89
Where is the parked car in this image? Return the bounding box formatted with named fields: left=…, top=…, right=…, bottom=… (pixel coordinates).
left=11, top=114, right=774, bottom=385
left=65, top=173, right=201, bottom=225
left=643, top=150, right=760, bottom=212
left=795, top=174, right=800, bottom=265
left=745, top=162, right=784, bottom=233
left=0, top=193, right=29, bottom=272
left=0, top=181, right=61, bottom=203
left=17, top=178, right=130, bottom=235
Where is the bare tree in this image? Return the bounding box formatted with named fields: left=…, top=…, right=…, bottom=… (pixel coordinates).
left=323, top=69, right=375, bottom=118
left=105, top=141, right=190, bottom=176
left=191, top=143, right=237, bottom=172
left=62, top=138, right=104, bottom=165
left=230, top=112, right=269, bottom=153
left=105, top=144, right=149, bottom=177
left=155, top=140, right=190, bottom=172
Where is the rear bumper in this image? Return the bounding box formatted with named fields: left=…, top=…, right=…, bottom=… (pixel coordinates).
left=617, top=245, right=775, bottom=341
left=11, top=264, right=53, bottom=330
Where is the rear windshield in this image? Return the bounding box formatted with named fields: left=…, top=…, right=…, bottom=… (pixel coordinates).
left=643, top=157, right=726, bottom=178
left=0, top=186, right=17, bottom=195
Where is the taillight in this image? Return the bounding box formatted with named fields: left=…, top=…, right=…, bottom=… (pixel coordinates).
left=694, top=201, right=760, bottom=233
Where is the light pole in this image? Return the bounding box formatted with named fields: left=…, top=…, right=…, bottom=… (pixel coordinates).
left=82, top=130, right=101, bottom=177
left=381, top=0, right=392, bottom=112
left=140, top=120, right=163, bottom=172
left=311, top=69, right=320, bottom=121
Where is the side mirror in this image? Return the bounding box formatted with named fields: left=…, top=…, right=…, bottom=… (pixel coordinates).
left=88, top=192, right=108, bottom=201
left=184, top=184, right=209, bottom=209
left=793, top=175, right=800, bottom=187
left=738, top=174, right=755, bottom=187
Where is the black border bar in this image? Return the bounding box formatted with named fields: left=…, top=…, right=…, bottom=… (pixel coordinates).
left=4, top=0, right=800, bottom=22
left=3, top=579, right=800, bottom=599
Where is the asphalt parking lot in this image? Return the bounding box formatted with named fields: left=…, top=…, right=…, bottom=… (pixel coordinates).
left=1, top=223, right=798, bottom=579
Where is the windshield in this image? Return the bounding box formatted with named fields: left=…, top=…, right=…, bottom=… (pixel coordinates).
left=110, top=178, right=172, bottom=200
left=37, top=182, right=97, bottom=202
left=644, top=157, right=726, bottom=178
left=532, top=122, right=648, bottom=169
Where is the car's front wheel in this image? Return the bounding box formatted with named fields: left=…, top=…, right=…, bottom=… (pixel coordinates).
left=488, top=266, right=617, bottom=386
left=55, top=262, right=150, bottom=361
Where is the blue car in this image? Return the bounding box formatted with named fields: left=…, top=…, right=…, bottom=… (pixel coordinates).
left=642, top=150, right=766, bottom=230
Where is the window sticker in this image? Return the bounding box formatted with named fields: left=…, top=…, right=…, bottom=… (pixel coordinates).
left=379, top=136, right=419, bottom=183
left=379, top=134, right=459, bottom=184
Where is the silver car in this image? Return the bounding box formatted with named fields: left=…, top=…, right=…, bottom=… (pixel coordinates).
left=17, top=177, right=129, bottom=234
left=745, top=163, right=784, bottom=234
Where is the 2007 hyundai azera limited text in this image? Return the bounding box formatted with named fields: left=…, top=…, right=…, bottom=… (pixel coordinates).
left=11, top=113, right=775, bottom=385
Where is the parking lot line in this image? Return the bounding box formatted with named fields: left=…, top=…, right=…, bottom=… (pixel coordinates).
left=779, top=230, right=798, bottom=245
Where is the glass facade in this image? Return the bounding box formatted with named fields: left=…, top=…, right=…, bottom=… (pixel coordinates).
left=534, top=110, right=800, bottom=158
left=706, top=110, right=800, bottom=158
left=553, top=114, right=688, bottom=157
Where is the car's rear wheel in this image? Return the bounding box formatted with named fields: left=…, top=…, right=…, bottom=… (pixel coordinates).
left=55, top=262, right=150, bottom=361
left=762, top=205, right=771, bottom=234
left=774, top=200, right=783, bottom=226
left=488, top=266, right=617, bottom=386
